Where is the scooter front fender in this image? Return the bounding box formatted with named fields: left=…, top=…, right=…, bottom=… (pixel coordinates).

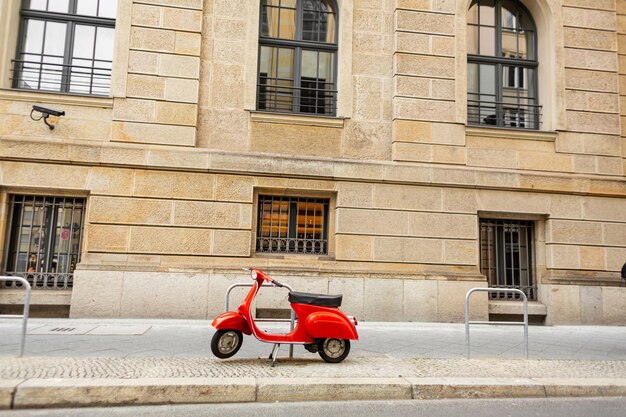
left=211, top=311, right=251, bottom=335
left=304, top=311, right=359, bottom=340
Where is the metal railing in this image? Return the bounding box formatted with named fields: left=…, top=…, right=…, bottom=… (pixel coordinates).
left=257, top=82, right=337, bottom=115
left=0, top=276, right=32, bottom=357
left=12, top=58, right=112, bottom=95
left=467, top=95, right=541, bottom=130
left=465, top=287, right=528, bottom=359
left=1, top=272, right=73, bottom=290
left=225, top=282, right=296, bottom=359
left=256, top=237, right=327, bottom=255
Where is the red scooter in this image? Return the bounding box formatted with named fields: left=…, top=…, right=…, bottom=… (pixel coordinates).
left=211, top=268, right=358, bottom=364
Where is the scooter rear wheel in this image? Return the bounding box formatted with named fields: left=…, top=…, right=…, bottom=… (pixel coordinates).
left=211, top=329, right=243, bottom=359
left=318, top=338, right=350, bottom=363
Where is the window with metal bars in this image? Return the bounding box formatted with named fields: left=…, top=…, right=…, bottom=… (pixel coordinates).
left=2, top=195, right=85, bottom=290
left=12, top=0, right=117, bottom=95
left=256, top=195, right=329, bottom=255
left=467, top=0, right=541, bottom=129
left=480, top=219, right=536, bottom=300
left=257, top=0, right=338, bottom=115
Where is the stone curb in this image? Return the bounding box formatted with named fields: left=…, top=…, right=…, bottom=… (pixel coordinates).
left=3, top=377, right=626, bottom=409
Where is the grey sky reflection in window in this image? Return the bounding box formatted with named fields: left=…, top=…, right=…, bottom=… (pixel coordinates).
left=14, top=0, right=118, bottom=95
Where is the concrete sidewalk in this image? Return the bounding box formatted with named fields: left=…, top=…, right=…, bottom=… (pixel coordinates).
left=0, top=319, right=625, bottom=409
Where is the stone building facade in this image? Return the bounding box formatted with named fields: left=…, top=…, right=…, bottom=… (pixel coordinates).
left=0, top=0, right=625, bottom=324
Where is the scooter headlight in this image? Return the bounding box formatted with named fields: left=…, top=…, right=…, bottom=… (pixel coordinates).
left=250, top=270, right=257, bottom=280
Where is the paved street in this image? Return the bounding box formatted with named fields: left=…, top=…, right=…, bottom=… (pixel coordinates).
left=2, top=398, right=626, bottom=417
left=1, top=318, right=626, bottom=409
left=2, top=319, right=626, bottom=361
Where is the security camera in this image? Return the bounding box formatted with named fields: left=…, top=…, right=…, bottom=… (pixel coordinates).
left=30, top=105, right=65, bottom=130
left=32, top=105, right=65, bottom=117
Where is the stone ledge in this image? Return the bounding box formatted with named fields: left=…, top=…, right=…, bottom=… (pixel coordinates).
left=74, top=257, right=486, bottom=280
left=408, top=377, right=626, bottom=399
left=488, top=301, right=548, bottom=316
left=256, top=377, right=412, bottom=402
left=0, top=89, right=114, bottom=108
left=249, top=111, right=347, bottom=128
left=542, top=269, right=625, bottom=286
left=1, top=136, right=625, bottom=198
left=12, top=378, right=256, bottom=408
left=466, top=126, right=557, bottom=142
left=6, top=376, right=626, bottom=408
left=0, top=290, right=71, bottom=306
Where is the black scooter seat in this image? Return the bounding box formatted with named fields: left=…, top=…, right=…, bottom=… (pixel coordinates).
left=288, top=291, right=342, bottom=307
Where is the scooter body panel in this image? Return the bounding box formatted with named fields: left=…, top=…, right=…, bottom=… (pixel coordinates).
left=246, top=302, right=358, bottom=344
left=303, top=307, right=359, bottom=340
left=212, top=311, right=251, bottom=335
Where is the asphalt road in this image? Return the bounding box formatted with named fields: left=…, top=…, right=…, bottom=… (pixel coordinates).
left=2, top=398, right=626, bottom=417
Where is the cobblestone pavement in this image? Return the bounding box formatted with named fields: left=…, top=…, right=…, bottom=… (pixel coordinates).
left=1, top=356, right=625, bottom=380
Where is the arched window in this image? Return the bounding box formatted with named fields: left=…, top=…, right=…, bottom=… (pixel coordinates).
left=467, top=0, right=540, bottom=129
left=257, top=0, right=338, bottom=115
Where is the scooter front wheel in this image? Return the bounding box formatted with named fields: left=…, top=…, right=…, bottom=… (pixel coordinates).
left=318, top=338, right=350, bottom=363
left=211, top=329, right=243, bottom=359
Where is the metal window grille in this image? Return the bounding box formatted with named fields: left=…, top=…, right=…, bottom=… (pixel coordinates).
left=467, top=0, right=541, bottom=130
left=256, top=195, right=329, bottom=255
left=257, top=0, right=338, bottom=116
left=2, top=195, right=86, bottom=290
left=480, top=219, right=536, bottom=300
left=11, top=0, right=117, bottom=96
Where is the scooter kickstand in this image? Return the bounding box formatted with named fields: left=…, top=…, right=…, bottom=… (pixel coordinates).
left=269, top=344, right=280, bottom=367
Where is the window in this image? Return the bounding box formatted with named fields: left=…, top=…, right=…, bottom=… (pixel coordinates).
left=256, top=195, right=329, bottom=255
left=467, top=0, right=540, bottom=129
left=257, top=0, right=338, bottom=115
left=2, top=195, right=86, bottom=290
left=480, top=219, right=535, bottom=300
left=12, top=0, right=118, bottom=95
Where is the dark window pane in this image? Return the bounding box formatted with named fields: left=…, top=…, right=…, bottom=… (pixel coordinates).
left=467, top=0, right=539, bottom=129
left=480, top=219, right=535, bottom=300
left=2, top=196, right=85, bottom=290
left=256, top=195, right=328, bottom=255
left=258, top=46, right=294, bottom=112
left=257, top=0, right=337, bottom=115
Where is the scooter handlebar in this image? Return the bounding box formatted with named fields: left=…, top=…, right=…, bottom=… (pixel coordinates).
left=271, top=279, right=284, bottom=288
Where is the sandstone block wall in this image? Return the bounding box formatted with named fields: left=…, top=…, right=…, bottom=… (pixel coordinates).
left=112, top=0, right=202, bottom=146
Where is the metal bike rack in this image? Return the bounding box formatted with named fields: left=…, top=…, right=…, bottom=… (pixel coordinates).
left=465, top=287, right=528, bottom=359
left=0, top=276, right=32, bottom=357
left=225, top=282, right=296, bottom=359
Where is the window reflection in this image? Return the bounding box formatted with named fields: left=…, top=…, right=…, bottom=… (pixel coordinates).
left=258, top=0, right=338, bottom=115
left=466, top=0, right=539, bottom=129
left=14, top=0, right=118, bottom=95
